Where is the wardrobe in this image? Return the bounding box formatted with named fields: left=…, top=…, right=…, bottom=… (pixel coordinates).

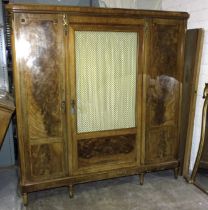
left=6, top=3, right=189, bottom=205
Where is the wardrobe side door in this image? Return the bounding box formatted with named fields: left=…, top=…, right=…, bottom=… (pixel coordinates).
left=13, top=13, right=68, bottom=181
left=144, top=19, right=186, bottom=165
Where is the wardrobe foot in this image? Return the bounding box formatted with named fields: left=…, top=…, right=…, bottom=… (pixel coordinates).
left=174, top=167, right=179, bottom=179
left=69, top=185, right=74, bottom=198
left=139, top=173, right=144, bottom=185
left=22, top=193, right=28, bottom=206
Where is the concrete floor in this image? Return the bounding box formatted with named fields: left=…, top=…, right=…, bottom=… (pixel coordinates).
left=1, top=167, right=208, bottom=210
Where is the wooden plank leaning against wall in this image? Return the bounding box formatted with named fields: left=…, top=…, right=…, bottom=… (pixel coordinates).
left=182, top=29, right=204, bottom=179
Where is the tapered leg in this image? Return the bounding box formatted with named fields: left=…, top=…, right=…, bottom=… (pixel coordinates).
left=22, top=193, right=28, bottom=206
left=69, top=184, right=74, bottom=198
left=174, top=167, right=179, bottom=179
left=139, top=173, right=144, bottom=185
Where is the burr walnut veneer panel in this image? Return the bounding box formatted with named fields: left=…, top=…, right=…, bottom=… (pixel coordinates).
left=14, top=13, right=67, bottom=181
left=78, top=134, right=136, bottom=168
left=145, top=21, right=182, bottom=164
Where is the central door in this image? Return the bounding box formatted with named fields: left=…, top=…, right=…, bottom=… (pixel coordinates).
left=68, top=22, right=143, bottom=174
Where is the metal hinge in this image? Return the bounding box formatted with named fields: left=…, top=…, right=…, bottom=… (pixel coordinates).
left=63, top=14, right=68, bottom=35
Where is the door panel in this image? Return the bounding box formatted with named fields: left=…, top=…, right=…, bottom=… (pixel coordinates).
left=78, top=134, right=136, bottom=167
left=69, top=22, right=143, bottom=172
left=145, top=127, right=177, bottom=163
left=30, top=143, right=65, bottom=178
left=75, top=31, right=137, bottom=133
left=145, top=20, right=183, bottom=164
left=14, top=13, right=67, bottom=181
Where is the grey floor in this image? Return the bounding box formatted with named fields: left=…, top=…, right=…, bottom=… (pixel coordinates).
left=1, top=167, right=208, bottom=210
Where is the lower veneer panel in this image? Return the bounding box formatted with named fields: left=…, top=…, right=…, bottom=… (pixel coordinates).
left=78, top=134, right=136, bottom=167
left=145, top=127, right=177, bottom=164
left=30, top=143, right=66, bottom=180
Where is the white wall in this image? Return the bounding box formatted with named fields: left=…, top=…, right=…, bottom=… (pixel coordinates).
left=10, top=0, right=90, bottom=6
left=99, top=0, right=162, bottom=9
left=162, top=0, right=208, bottom=171
left=10, top=0, right=161, bottom=9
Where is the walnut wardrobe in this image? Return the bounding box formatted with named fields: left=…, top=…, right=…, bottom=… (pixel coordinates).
left=6, top=4, right=189, bottom=205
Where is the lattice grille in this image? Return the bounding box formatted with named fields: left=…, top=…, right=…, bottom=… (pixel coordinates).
left=75, top=31, right=137, bottom=133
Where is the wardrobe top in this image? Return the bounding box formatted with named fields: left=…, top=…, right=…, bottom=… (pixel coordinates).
left=6, top=3, right=189, bottom=20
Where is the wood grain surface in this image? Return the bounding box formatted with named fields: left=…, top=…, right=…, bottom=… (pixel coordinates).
left=7, top=4, right=188, bottom=203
